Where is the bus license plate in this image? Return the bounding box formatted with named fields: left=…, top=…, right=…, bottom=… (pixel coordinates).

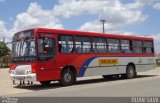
left=16, top=76, right=25, bottom=80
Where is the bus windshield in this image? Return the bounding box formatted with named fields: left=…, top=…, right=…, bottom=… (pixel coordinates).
left=12, top=30, right=36, bottom=62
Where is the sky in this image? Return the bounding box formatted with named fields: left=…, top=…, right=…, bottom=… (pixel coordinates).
left=0, top=0, right=160, bottom=53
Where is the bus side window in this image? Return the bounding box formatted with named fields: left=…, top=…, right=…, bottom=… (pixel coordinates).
left=108, top=39, right=120, bottom=53
left=38, top=37, right=56, bottom=61
left=93, top=37, right=106, bottom=53
left=133, top=40, right=143, bottom=53
left=121, top=40, right=131, bottom=53
left=58, top=35, right=74, bottom=53
left=75, top=36, right=91, bottom=53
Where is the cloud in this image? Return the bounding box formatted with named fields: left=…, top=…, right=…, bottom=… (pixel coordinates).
left=12, top=2, right=63, bottom=32
left=79, top=20, right=124, bottom=34
left=125, top=0, right=145, bottom=10
left=0, top=0, right=5, bottom=2
left=3, top=0, right=157, bottom=37
left=1, top=2, right=64, bottom=41
left=0, top=21, right=11, bottom=42
left=153, top=2, right=160, bottom=10
left=53, top=0, right=112, bottom=18
left=78, top=0, right=148, bottom=33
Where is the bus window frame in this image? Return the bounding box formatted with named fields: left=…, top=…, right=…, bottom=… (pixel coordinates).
left=143, top=40, right=154, bottom=54
left=58, top=34, right=74, bottom=54
left=92, top=36, right=107, bottom=54
left=75, top=35, right=92, bottom=54
left=37, top=33, right=56, bottom=62
left=132, top=40, right=143, bottom=54
left=107, top=38, right=121, bottom=54
left=120, top=39, right=132, bottom=54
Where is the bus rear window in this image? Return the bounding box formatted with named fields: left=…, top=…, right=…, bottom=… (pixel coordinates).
left=143, top=41, right=154, bottom=53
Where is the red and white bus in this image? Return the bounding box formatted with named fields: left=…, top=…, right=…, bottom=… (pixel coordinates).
left=10, top=28, right=156, bottom=86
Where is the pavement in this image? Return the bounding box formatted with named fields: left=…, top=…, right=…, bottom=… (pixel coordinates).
left=0, top=67, right=160, bottom=97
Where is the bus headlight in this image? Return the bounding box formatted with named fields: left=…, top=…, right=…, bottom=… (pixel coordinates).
left=26, top=70, right=32, bottom=74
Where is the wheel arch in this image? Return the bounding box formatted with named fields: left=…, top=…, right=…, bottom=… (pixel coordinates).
left=61, top=65, right=77, bottom=77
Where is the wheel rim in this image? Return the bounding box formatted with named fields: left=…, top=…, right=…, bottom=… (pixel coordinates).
left=64, top=72, right=72, bottom=83
left=128, top=66, right=134, bottom=77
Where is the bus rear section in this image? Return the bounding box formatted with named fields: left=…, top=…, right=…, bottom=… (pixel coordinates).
left=9, top=28, right=156, bottom=86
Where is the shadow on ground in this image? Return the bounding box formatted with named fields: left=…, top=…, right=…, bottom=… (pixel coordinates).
left=14, top=74, right=158, bottom=91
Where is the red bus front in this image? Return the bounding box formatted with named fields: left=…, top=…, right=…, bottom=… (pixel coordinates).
left=10, top=29, right=60, bottom=85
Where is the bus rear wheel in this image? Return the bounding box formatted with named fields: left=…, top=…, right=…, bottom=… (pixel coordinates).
left=126, top=65, right=136, bottom=79
left=40, top=81, right=51, bottom=85
left=60, top=69, right=75, bottom=86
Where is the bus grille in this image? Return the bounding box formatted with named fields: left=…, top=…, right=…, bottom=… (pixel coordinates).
left=15, top=69, right=25, bottom=75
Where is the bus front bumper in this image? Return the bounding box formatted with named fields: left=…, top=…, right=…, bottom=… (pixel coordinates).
left=10, top=73, right=36, bottom=84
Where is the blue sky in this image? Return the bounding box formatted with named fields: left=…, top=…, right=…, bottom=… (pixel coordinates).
left=0, top=0, right=58, bottom=29
left=0, top=0, right=160, bottom=53
left=124, top=5, right=160, bottom=35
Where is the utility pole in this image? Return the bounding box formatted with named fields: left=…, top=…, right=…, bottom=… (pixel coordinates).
left=100, top=19, right=106, bottom=33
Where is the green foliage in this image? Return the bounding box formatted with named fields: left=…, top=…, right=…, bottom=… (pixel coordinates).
left=0, top=42, right=10, bottom=58
left=156, top=59, right=160, bottom=67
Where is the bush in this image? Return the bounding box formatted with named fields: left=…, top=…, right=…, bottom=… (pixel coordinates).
left=156, top=59, right=160, bottom=67
left=0, top=54, right=11, bottom=68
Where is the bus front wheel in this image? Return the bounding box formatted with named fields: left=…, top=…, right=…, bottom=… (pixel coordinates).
left=60, top=69, right=75, bottom=86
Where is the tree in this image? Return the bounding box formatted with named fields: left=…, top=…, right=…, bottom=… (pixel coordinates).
left=0, top=41, right=10, bottom=58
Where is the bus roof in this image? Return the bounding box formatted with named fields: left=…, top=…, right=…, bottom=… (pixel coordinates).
left=25, top=28, right=154, bottom=41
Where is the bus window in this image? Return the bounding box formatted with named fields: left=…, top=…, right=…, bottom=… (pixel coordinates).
left=93, top=37, right=106, bottom=53
left=108, top=39, right=120, bottom=53
left=133, top=40, right=143, bottom=53
left=75, top=36, right=91, bottom=53
left=58, top=35, right=74, bottom=53
left=38, top=38, right=56, bottom=61
left=121, top=40, right=132, bottom=53
left=143, top=41, right=154, bottom=53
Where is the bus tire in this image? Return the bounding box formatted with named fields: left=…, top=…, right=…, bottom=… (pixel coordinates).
left=60, top=68, right=75, bottom=86
left=126, top=65, right=136, bottom=79
left=40, top=81, right=51, bottom=85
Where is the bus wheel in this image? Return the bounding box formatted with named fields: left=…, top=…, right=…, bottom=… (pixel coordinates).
left=60, top=69, right=75, bottom=86
left=126, top=65, right=136, bottom=79
left=40, top=81, right=51, bottom=85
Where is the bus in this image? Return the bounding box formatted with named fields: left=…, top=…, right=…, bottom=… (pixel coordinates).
left=10, top=28, right=156, bottom=86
